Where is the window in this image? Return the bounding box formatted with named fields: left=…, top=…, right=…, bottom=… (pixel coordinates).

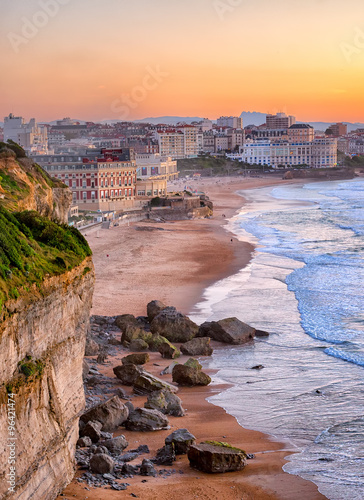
left=82, top=192, right=87, bottom=201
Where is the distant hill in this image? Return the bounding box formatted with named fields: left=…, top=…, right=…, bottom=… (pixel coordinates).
left=134, top=116, right=204, bottom=125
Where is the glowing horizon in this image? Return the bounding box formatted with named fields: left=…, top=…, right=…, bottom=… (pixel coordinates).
left=1, top=0, right=364, bottom=124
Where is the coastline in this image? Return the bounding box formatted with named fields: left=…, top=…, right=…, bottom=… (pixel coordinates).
left=59, top=175, right=327, bottom=499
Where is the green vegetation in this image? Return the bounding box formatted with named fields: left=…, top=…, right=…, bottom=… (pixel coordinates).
left=150, top=196, right=162, bottom=207
left=6, top=356, right=45, bottom=393
left=338, top=151, right=364, bottom=168
left=0, top=140, right=27, bottom=158
left=177, top=155, right=238, bottom=176
left=0, top=205, right=92, bottom=313
left=203, top=441, right=247, bottom=455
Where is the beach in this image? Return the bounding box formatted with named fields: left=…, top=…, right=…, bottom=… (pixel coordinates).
left=58, top=175, right=327, bottom=500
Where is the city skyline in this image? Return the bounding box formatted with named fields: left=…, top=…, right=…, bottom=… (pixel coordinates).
left=1, top=0, right=364, bottom=123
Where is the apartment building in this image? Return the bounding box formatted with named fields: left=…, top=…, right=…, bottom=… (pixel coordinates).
left=288, top=124, right=315, bottom=142
left=327, top=123, right=348, bottom=137
left=4, top=113, right=48, bottom=154
left=157, top=126, right=200, bottom=159
left=135, top=153, right=178, bottom=180
left=216, top=116, right=243, bottom=129
left=33, top=148, right=138, bottom=211
left=266, top=113, right=296, bottom=129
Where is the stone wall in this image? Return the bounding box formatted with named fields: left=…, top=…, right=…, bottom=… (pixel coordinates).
left=0, top=258, right=94, bottom=499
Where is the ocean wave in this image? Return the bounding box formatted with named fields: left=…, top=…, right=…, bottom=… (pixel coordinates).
left=324, top=347, right=364, bottom=367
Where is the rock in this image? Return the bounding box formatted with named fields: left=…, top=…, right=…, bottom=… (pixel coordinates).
left=283, top=170, right=293, bottom=180
left=121, top=463, right=138, bottom=476
left=85, top=338, right=100, bottom=356
left=119, top=452, right=140, bottom=462
left=160, top=361, right=179, bottom=375
left=147, top=334, right=169, bottom=352
left=181, top=337, right=213, bottom=356
left=129, top=444, right=150, bottom=454
left=125, top=408, right=169, bottom=432
left=184, top=358, right=201, bottom=370
left=82, top=359, right=90, bottom=379
left=102, top=436, right=129, bottom=454
left=165, top=429, right=196, bottom=455
left=144, top=389, right=185, bottom=417
left=89, top=453, right=115, bottom=474
left=158, top=339, right=180, bottom=359
left=198, top=318, right=255, bottom=345
left=251, top=365, right=264, bottom=370
left=114, top=314, right=139, bottom=332
left=129, top=338, right=149, bottom=352
left=77, top=436, right=92, bottom=448
left=150, top=307, right=199, bottom=343
left=122, top=353, right=150, bottom=365
left=113, top=364, right=143, bottom=385
left=95, top=446, right=109, bottom=455
left=140, top=459, right=157, bottom=477
left=187, top=441, right=247, bottom=473
left=81, top=421, right=103, bottom=443
left=80, top=396, right=129, bottom=432
left=108, top=337, right=121, bottom=346
left=153, top=444, right=176, bottom=465
left=114, top=314, right=149, bottom=345
left=255, top=329, right=270, bottom=337
left=172, top=361, right=211, bottom=386
left=133, top=371, right=178, bottom=395
left=147, top=300, right=167, bottom=322
left=125, top=401, right=135, bottom=413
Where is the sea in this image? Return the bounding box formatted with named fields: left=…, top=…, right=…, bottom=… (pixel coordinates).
left=189, top=178, right=364, bottom=500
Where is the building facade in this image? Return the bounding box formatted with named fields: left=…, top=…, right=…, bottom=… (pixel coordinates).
left=4, top=113, right=48, bottom=154
left=266, top=113, right=296, bottom=129
left=216, top=116, right=243, bottom=129
left=135, top=153, right=178, bottom=180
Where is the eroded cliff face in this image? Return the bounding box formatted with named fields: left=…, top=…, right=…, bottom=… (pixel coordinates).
left=0, top=258, right=94, bottom=499
left=0, top=154, right=71, bottom=223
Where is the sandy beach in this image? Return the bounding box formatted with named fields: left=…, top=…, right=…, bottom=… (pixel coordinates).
left=59, top=175, right=327, bottom=500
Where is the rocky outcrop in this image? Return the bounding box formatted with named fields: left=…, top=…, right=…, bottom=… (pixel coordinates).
left=198, top=317, right=255, bottom=345
left=187, top=441, right=247, bottom=473
left=181, top=337, right=213, bottom=356
left=0, top=259, right=94, bottom=500
left=150, top=307, right=199, bottom=342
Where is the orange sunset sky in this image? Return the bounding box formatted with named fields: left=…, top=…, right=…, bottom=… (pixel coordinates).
left=1, top=0, right=364, bottom=123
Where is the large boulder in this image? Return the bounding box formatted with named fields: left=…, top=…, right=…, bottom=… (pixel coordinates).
left=198, top=318, right=255, bottom=345
left=153, top=444, right=176, bottom=465
left=129, top=338, right=149, bottom=351
left=85, top=338, right=100, bottom=356
left=165, top=429, right=196, bottom=455
left=144, top=389, right=185, bottom=417
left=147, top=334, right=169, bottom=352
left=113, top=364, right=143, bottom=385
left=77, top=436, right=92, bottom=448
left=147, top=300, right=168, bottom=322
left=172, top=360, right=211, bottom=386
left=125, top=408, right=169, bottom=432
left=101, top=436, right=129, bottom=454
left=187, top=441, right=247, bottom=473
left=80, top=421, right=102, bottom=443
left=114, top=314, right=150, bottom=345
left=158, top=339, right=180, bottom=359
left=181, top=337, right=213, bottom=356
left=80, top=396, right=129, bottom=432
left=89, top=453, right=115, bottom=474
left=140, top=459, right=157, bottom=477
left=133, top=371, right=178, bottom=395
left=122, top=353, right=150, bottom=365
left=150, top=307, right=199, bottom=342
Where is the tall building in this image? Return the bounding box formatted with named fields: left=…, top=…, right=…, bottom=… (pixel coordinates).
left=266, top=113, right=296, bottom=129
left=328, top=123, right=348, bottom=137
left=288, top=124, right=315, bottom=142
left=157, top=130, right=185, bottom=159
left=216, top=116, right=243, bottom=129
left=4, top=113, right=48, bottom=154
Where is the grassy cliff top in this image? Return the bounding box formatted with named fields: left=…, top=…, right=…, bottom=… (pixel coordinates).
left=0, top=142, right=92, bottom=314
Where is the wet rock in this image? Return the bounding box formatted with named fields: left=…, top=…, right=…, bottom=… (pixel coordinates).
left=89, top=453, right=115, bottom=474
left=180, top=337, right=213, bottom=356
left=80, top=396, right=129, bottom=432
left=85, top=338, right=100, bottom=356
left=81, top=421, right=103, bottom=443
left=125, top=408, right=169, bottom=432
left=77, top=436, right=92, bottom=448
left=147, top=335, right=169, bottom=352
left=144, top=389, right=185, bottom=417
left=160, top=361, right=179, bottom=375
left=198, top=318, right=255, bottom=345
left=102, top=436, right=129, bottom=454
left=165, top=429, right=196, bottom=455
left=251, top=365, right=264, bottom=370
left=255, top=329, right=270, bottom=337
left=158, top=339, right=180, bottom=359
left=147, top=300, right=168, bottom=322
left=172, top=360, right=211, bottom=386
left=122, top=353, right=150, bottom=365
left=153, top=444, right=176, bottom=466
left=140, top=459, right=157, bottom=477
left=187, top=441, right=247, bottom=473
left=133, top=371, right=178, bottom=395
left=113, top=364, right=143, bottom=385
left=150, top=307, right=199, bottom=343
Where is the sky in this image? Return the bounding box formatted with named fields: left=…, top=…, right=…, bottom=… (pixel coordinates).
left=1, top=0, right=364, bottom=123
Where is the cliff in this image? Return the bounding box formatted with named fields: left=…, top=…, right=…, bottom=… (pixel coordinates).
left=0, top=144, right=95, bottom=499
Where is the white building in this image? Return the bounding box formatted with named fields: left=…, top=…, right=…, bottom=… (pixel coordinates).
left=4, top=113, right=48, bottom=154
left=135, top=153, right=178, bottom=180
